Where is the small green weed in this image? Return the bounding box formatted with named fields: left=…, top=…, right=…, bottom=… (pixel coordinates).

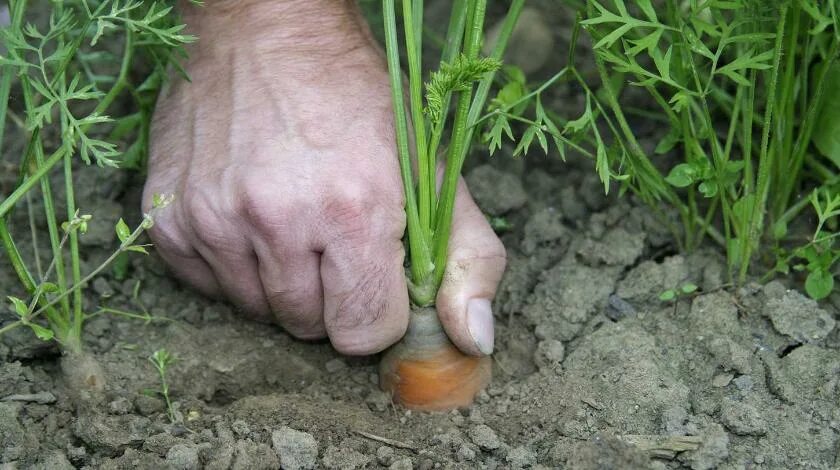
left=148, top=348, right=176, bottom=423
left=659, top=282, right=699, bottom=302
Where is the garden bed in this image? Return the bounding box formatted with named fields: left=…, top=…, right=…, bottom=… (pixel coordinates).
left=2, top=2, right=839, bottom=469
left=2, top=149, right=839, bottom=469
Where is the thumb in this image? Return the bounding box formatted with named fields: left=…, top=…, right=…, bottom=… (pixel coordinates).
left=436, top=177, right=507, bottom=356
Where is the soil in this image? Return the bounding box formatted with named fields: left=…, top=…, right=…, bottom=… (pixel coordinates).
left=2, top=3, right=840, bottom=470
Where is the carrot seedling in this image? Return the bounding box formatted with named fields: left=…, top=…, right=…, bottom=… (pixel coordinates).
left=0, top=2, right=192, bottom=394
left=379, top=0, right=524, bottom=410
left=148, top=348, right=176, bottom=423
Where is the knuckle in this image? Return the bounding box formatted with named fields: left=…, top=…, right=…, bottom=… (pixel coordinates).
left=183, top=188, right=233, bottom=249
left=321, top=182, right=376, bottom=234
left=237, top=175, right=302, bottom=234
left=147, top=215, right=192, bottom=259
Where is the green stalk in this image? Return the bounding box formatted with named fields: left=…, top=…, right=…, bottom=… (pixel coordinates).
left=432, top=0, right=489, bottom=287
left=22, top=80, right=71, bottom=316
left=739, top=4, right=788, bottom=283
left=772, top=3, right=800, bottom=217
left=426, top=0, right=468, bottom=197
left=778, top=41, right=839, bottom=216
left=402, top=0, right=432, bottom=235
left=382, top=0, right=434, bottom=301
left=431, top=0, right=524, bottom=286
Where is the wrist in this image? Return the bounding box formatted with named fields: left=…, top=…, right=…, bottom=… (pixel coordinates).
left=182, top=0, right=372, bottom=62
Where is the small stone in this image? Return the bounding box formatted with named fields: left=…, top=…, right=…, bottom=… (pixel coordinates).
left=468, top=424, right=501, bottom=450
left=325, top=358, right=347, bottom=373
left=720, top=400, right=767, bottom=436
left=231, top=440, right=280, bottom=470
left=272, top=426, right=319, bottom=470
left=506, top=446, right=536, bottom=469
left=707, top=338, right=752, bottom=374
left=376, top=446, right=395, bottom=466
left=679, top=422, right=729, bottom=470
left=143, top=432, right=186, bottom=456
left=417, top=458, right=434, bottom=470
left=456, top=443, right=476, bottom=462
left=606, top=294, right=637, bottom=320
left=733, top=375, right=753, bottom=392
left=135, top=394, right=164, bottom=416
left=231, top=420, right=250, bottom=438
left=108, top=397, right=133, bottom=415
left=534, top=339, right=565, bottom=369
left=67, top=445, right=88, bottom=466
left=166, top=444, right=200, bottom=470
left=365, top=390, right=391, bottom=412
left=322, top=445, right=371, bottom=470
left=93, top=277, right=114, bottom=297
left=712, top=373, right=734, bottom=388
left=38, top=450, right=75, bottom=470
left=389, top=457, right=413, bottom=470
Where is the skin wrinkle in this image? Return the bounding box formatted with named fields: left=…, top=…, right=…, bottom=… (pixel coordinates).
left=330, top=260, right=389, bottom=329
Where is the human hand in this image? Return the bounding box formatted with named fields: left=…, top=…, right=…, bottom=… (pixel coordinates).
left=143, top=0, right=506, bottom=356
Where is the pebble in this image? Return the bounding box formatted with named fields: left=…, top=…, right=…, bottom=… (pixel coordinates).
left=720, top=400, right=768, bottom=436
left=231, top=419, right=250, bottom=438
left=733, top=375, right=754, bottom=392
left=469, top=424, right=501, bottom=450
left=456, top=443, right=476, bottom=462
left=108, top=397, right=133, bottom=415
left=322, top=445, right=371, bottom=469
left=272, top=426, right=319, bottom=470
left=712, top=373, right=734, bottom=388
left=389, top=457, right=413, bottom=470
left=536, top=339, right=565, bottom=364
left=93, top=277, right=114, bottom=297
left=134, top=394, right=164, bottom=416
left=325, top=358, right=347, bottom=373
left=376, top=445, right=395, bottom=466
left=166, top=444, right=200, bottom=470
left=606, top=294, right=637, bottom=320
left=506, top=446, right=536, bottom=469
left=365, top=390, right=391, bottom=412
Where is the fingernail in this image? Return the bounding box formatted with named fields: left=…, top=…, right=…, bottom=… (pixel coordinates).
left=467, top=298, right=495, bottom=355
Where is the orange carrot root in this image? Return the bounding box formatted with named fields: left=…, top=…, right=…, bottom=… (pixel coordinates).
left=380, top=343, right=491, bottom=410
left=379, top=307, right=491, bottom=411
